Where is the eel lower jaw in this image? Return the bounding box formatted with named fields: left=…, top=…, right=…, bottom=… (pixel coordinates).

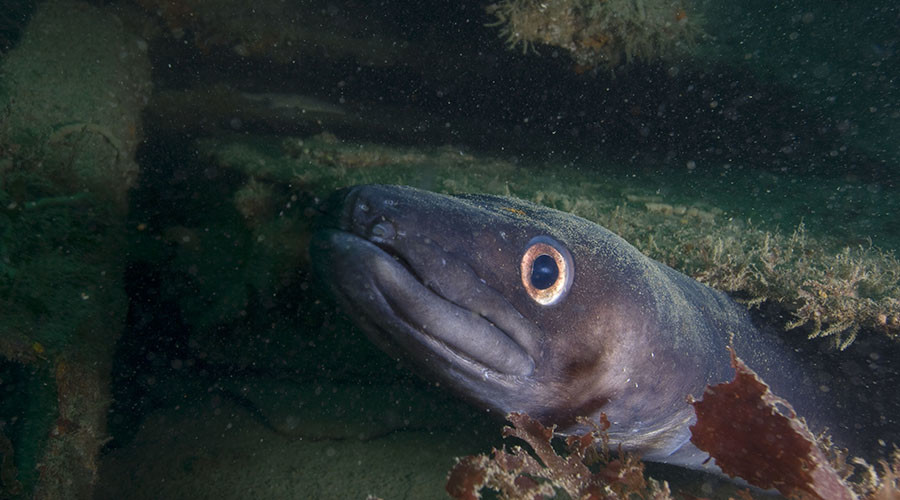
left=312, top=230, right=535, bottom=378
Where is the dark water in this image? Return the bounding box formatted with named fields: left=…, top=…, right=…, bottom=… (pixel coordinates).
left=1, top=0, right=898, bottom=498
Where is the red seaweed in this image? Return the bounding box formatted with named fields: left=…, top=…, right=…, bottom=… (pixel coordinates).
left=448, top=347, right=900, bottom=499
left=690, top=347, right=855, bottom=500
left=446, top=412, right=669, bottom=500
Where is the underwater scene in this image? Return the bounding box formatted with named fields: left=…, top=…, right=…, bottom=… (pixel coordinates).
left=1, top=0, right=899, bottom=498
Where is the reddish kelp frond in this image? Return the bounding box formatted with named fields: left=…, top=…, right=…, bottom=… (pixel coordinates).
left=446, top=411, right=671, bottom=500
left=689, top=347, right=855, bottom=500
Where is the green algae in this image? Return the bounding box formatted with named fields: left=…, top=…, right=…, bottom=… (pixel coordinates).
left=197, top=131, right=900, bottom=348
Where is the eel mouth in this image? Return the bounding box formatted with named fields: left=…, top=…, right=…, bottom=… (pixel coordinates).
left=311, top=227, right=536, bottom=378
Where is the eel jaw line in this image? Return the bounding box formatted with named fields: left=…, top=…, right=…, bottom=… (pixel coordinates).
left=316, top=230, right=536, bottom=378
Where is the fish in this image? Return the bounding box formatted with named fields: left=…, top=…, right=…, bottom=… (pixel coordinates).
left=309, top=184, right=863, bottom=469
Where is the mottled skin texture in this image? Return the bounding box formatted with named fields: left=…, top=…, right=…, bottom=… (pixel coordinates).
left=310, top=184, right=842, bottom=469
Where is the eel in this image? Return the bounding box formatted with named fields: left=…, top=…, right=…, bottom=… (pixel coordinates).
left=309, top=184, right=862, bottom=469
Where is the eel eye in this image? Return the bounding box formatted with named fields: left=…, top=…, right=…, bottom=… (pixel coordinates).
left=520, top=236, right=573, bottom=305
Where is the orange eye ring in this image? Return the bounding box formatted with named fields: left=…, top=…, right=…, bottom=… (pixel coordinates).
left=520, top=236, right=573, bottom=305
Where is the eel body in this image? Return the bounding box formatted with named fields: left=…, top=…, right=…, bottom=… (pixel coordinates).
left=310, top=184, right=854, bottom=469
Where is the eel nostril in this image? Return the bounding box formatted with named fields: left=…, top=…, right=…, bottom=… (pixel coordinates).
left=370, top=221, right=396, bottom=241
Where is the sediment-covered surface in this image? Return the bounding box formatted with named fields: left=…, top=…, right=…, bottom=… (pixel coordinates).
left=0, top=0, right=150, bottom=497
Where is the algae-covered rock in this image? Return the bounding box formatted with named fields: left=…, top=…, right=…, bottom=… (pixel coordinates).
left=1, top=0, right=150, bottom=210
left=0, top=0, right=151, bottom=497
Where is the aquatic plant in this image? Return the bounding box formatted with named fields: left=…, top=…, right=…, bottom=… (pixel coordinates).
left=690, top=347, right=900, bottom=500
left=447, top=347, right=900, bottom=499
left=672, top=224, right=900, bottom=349
left=578, top=195, right=900, bottom=349
left=690, top=347, right=855, bottom=499
left=206, top=126, right=900, bottom=349
left=445, top=411, right=672, bottom=499
left=485, top=0, right=702, bottom=69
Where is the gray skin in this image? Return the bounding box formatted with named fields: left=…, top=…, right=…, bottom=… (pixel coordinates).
left=309, top=184, right=847, bottom=469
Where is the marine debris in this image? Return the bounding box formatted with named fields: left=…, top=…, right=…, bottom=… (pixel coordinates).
left=485, top=0, right=702, bottom=69
left=445, top=412, right=671, bottom=500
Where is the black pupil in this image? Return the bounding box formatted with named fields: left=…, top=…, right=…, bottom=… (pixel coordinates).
left=531, top=254, right=558, bottom=290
